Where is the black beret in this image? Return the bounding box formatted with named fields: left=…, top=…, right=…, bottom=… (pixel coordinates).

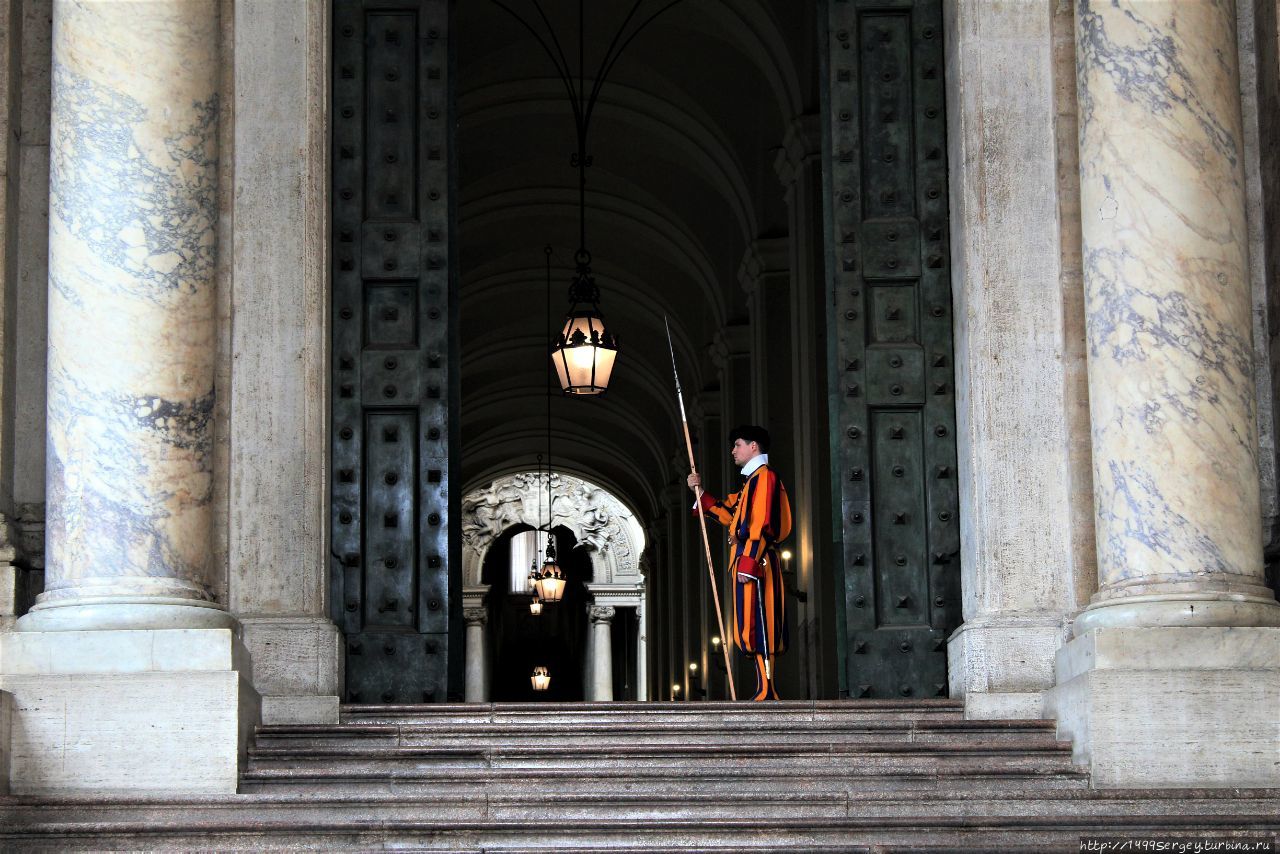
left=728, top=424, right=771, bottom=453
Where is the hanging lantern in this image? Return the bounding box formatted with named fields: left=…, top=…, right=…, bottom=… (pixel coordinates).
left=534, top=535, right=566, bottom=603
left=529, top=594, right=543, bottom=616
left=527, top=557, right=539, bottom=593
left=531, top=666, right=551, bottom=691
left=551, top=250, right=617, bottom=395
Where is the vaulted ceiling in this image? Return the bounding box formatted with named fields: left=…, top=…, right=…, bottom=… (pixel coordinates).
left=457, top=0, right=818, bottom=521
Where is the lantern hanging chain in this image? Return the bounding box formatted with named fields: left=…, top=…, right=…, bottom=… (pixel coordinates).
left=544, top=244, right=555, bottom=558
left=490, top=0, right=684, bottom=276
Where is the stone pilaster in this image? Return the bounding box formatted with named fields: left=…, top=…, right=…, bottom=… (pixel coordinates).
left=586, top=605, right=614, bottom=701
left=228, top=0, right=339, bottom=727
left=1, top=0, right=256, bottom=795
left=1046, top=0, right=1280, bottom=788
left=775, top=113, right=835, bottom=699
left=942, top=0, right=1093, bottom=720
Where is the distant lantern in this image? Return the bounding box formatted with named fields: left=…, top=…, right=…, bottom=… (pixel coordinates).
left=531, top=666, right=551, bottom=691
left=534, top=536, right=566, bottom=603
left=529, top=596, right=543, bottom=616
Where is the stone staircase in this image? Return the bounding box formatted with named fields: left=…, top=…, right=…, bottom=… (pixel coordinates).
left=1, top=700, right=1277, bottom=850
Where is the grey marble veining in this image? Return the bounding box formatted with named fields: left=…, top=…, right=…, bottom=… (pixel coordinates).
left=1075, top=0, right=1280, bottom=627
left=38, top=0, right=222, bottom=612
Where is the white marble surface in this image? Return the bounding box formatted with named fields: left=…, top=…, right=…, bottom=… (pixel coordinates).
left=1076, top=0, right=1277, bottom=627
left=0, top=627, right=246, bottom=675
left=588, top=605, right=615, bottom=702
left=0, top=627, right=258, bottom=795
left=40, top=0, right=222, bottom=616
left=1046, top=627, right=1280, bottom=787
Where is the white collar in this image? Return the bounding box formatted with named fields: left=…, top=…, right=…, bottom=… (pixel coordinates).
left=740, top=453, right=769, bottom=477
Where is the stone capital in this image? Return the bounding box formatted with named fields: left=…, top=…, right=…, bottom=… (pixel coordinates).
left=588, top=605, right=616, bottom=624
left=707, top=323, right=751, bottom=370
left=737, top=237, right=789, bottom=297
left=463, top=607, right=488, bottom=627
left=773, top=113, right=821, bottom=190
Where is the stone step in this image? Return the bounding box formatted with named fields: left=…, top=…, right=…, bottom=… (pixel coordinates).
left=238, top=765, right=1093, bottom=797
left=254, top=718, right=1057, bottom=749
left=1, top=795, right=1276, bottom=852
left=245, top=739, right=1076, bottom=776
left=334, top=698, right=968, bottom=727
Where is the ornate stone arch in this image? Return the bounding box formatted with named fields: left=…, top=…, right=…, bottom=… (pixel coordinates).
left=461, top=471, right=646, bottom=590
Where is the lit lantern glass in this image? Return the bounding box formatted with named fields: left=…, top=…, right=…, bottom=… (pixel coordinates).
left=551, top=309, right=617, bottom=395
left=529, top=598, right=543, bottom=615
left=531, top=666, right=551, bottom=691
left=534, top=539, right=566, bottom=603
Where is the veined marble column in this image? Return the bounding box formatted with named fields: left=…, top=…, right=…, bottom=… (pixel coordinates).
left=463, top=607, right=488, bottom=703
left=587, top=605, right=614, bottom=701
left=1046, top=0, right=1280, bottom=789
left=20, top=0, right=227, bottom=632
left=1074, top=0, right=1280, bottom=632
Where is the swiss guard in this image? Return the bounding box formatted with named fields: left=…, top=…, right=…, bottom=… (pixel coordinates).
left=687, top=424, right=792, bottom=701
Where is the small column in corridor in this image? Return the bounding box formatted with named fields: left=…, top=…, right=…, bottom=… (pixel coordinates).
left=463, top=607, right=488, bottom=703
left=0, top=0, right=252, bottom=796
left=1046, top=0, right=1280, bottom=788
left=587, top=605, right=614, bottom=701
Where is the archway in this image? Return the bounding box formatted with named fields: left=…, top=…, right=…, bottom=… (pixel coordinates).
left=460, top=471, right=647, bottom=701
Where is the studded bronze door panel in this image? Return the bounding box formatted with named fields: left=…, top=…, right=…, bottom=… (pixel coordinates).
left=825, top=0, right=961, bottom=699
left=331, top=0, right=461, bottom=704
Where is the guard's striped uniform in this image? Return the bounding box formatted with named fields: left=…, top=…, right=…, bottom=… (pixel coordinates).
left=697, top=464, right=792, bottom=700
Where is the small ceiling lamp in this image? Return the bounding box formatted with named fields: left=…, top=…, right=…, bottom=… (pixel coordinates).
left=529, top=593, right=543, bottom=616
left=495, top=1, right=687, bottom=396
left=531, top=666, right=551, bottom=692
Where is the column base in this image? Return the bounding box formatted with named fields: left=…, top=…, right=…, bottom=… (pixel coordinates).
left=0, top=628, right=259, bottom=795
left=1044, top=627, right=1280, bottom=788
left=1072, top=592, right=1280, bottom=635
left=947, top=614, right=1069, bottom=719
left=16, top=597, right=235, bottom=631
left=238, top=616, right=341, bottom=724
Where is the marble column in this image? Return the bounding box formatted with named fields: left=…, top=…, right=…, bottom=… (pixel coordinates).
left=587, top=605, right=614, bottom=701
left=22, top=0, right=228, bottom=632
left=0, top=1, right=257, bottom=796
left=463, top=607, right=488, bottom=703
left=1046, top=0, right=1280, bottom=789
left=1073, top=0, right=1280, bottom=632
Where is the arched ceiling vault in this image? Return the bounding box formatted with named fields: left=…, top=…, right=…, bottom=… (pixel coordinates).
left=457, top=0, right=814, bottom=531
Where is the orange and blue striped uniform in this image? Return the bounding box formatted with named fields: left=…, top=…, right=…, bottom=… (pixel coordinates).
left=696, top=464, right=792, bottom=700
